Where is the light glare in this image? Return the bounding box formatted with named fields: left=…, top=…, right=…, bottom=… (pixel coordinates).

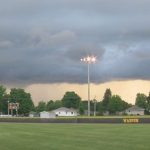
left=81, top=55, right=96, bottom=63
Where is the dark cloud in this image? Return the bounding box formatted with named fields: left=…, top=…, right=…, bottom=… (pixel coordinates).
left=0, top=0, right=150, bottom=85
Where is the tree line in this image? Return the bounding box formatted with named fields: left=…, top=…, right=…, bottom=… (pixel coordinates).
left=0, top=85, right=150, bottom=116
left=135, top=93, right=150, bottom=114
left=0, top=86, right=34, bottom=116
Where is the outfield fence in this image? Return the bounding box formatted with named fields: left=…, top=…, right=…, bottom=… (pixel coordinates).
left=1, top=117, right=150, bottom=123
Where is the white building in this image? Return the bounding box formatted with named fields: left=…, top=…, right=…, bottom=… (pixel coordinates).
left=40, top=111, right=56, bottom=118
left=29, top=111, right=39, bottom=117
left=52, top=107, right=78, bottom=117
left=125, top=106, right=145, bottom=115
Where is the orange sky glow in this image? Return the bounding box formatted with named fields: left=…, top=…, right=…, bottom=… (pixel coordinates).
left=25, top=80, right=150, bottom=105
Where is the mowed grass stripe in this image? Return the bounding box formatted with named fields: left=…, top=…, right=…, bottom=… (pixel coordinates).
left=0, top=123, right=150, bottom=150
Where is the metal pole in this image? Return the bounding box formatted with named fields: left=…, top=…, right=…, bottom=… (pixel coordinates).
left=81, top=55, right=96, bottom=116
left=88, top=63, right=90, bottom=116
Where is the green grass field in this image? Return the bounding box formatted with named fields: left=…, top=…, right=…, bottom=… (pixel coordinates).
left=0, top=123, right=150, bottom=150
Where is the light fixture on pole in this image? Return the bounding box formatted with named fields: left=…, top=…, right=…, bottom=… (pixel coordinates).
left=81, top=55, right=96, bottom=116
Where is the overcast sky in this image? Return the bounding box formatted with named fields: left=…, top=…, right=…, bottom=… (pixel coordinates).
left=0, top=0, right=150, bottom=86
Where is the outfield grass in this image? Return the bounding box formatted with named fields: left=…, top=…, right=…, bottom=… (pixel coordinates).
left=0, top=123, right=150, bottom=150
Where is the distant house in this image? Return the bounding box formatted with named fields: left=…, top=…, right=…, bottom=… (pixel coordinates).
left=52, top=107, right=78, bottom=117
left=29, top=111, right=39, bottom=117
left=125, top=106, right=145, bottom=115
left=40, top=111, right=56, bottom=118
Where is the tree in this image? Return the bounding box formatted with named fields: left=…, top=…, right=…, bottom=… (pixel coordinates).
left=79, top=102, right=84, bottom=115
left=0, top=85, right=7, bottom=113
left=97, top=101, right=105, bottom=115
left=46, top=100, right=63, bottom=111
left=102, top=88, right=112, bottom=110
left=147, top=92, right=150, bottom=104
left=82, top=100, right=88, bottom=111
left=135, top=93, right=147, bottom=109
left=108, top=95, right=129, bottom=114
left=36, top=101, right=46, bottom=112
left=53, top=100, right=63, bottom=109
left=46, top=100, right=55, bottom=111
left=146, top=92, right=150, bottom=113
left=1, top=94, right=10, bottom=114
left=10, top=88, right=34, bottom=116
left=62, top=91, right=81, bottom=109
left=0, top=85, right=6, bottom=98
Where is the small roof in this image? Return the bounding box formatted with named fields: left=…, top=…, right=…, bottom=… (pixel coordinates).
left=126, top=105, right=145, bottom=111
left=40, top=111, right=55, bottom=114
left=53, top=107, right=77, bottom=112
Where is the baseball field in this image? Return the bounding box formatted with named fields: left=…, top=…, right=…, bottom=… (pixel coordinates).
left=0, top=123, right=150, bottom=150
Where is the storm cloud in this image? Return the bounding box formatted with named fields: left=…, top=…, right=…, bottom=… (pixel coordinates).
left=0, top=0, right=150, bottom=85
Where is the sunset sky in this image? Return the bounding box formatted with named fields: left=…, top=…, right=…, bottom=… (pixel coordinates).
left=0, top=0, right=150, bottom=104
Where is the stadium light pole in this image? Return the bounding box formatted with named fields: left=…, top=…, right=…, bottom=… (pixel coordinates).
left=81, top=56, right=96, bottom=116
